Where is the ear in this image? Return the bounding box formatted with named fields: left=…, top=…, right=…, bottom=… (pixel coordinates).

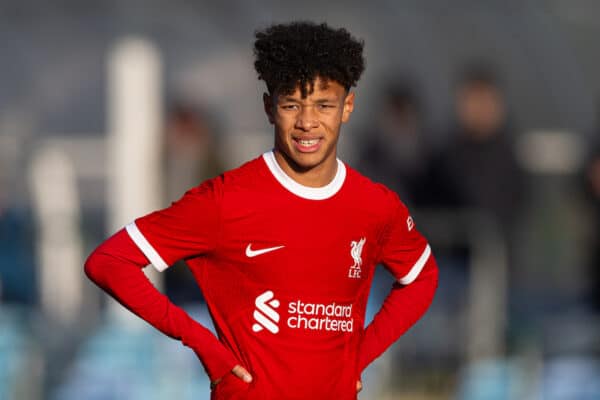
left=263, top=92, right=275, bottom=124
left=341, top=91, right=355, bottom=123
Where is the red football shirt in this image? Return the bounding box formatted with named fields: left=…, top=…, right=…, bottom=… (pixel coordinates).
left=126, top=151, right=433, bottom=399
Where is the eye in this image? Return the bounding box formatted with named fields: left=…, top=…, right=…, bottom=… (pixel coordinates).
left=317, top=104, right=336, bottom=110
left=280, top=104, right=299, bottom=111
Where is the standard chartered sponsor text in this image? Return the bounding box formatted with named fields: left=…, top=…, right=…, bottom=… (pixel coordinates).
left=287, top=300, right=354, bottom=332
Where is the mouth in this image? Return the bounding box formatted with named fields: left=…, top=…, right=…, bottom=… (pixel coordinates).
left=292, top=136, right=323, bottom=153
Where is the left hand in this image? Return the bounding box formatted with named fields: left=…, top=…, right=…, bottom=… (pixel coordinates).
left=356, top=380, right=362, bottom=393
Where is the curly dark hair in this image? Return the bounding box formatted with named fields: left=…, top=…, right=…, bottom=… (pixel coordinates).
left=253, top=21, right=365, bottom=97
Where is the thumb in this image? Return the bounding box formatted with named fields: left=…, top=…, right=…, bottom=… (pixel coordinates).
left=232, top=365, right=253, bottom=383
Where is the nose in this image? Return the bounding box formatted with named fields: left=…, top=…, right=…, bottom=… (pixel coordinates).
left=295, top=106, right=319, bottom=131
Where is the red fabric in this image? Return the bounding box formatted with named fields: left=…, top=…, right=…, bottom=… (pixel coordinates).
left=377, top=192, right=431, bottom=281
left=86, top=153, right=438, bottom=399
left=133, top=179, right=222, bottom=268
left=356, top=191, right=439, bottom=371
left=84, top=229, right=238, bottom=381
left=358, top=256, right=438, bottom=371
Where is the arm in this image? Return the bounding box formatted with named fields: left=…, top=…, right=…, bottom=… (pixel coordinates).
left=85, top=179, right=251, bottom=383
left=358, top=255, right=438, bottom=371
left=84, top=229, right=241, bottom=382
left=358, top=193, right=439, bottom=372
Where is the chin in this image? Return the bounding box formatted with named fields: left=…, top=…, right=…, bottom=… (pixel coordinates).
left=290, top=153, right=323, bottom=171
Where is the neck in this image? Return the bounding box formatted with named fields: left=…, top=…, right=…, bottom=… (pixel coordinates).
left=273, top=150, right=338, bottom=188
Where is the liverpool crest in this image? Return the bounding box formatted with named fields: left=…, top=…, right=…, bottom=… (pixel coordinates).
left=348, top=237, right=366, bottom=278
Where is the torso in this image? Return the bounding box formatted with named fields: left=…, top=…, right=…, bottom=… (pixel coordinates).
left=187, top=152, right=393, bottom=399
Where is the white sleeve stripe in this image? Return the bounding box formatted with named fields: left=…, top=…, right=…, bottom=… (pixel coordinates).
left=398, top=244, right=431, bottom=285
left=125, top=222, right=169, bottom=272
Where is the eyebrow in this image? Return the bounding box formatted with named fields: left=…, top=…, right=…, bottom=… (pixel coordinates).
left=279, top=97, right=338, bottom=104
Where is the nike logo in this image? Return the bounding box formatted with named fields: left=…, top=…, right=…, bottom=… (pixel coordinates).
left=245, top=244, right=285, bottom=258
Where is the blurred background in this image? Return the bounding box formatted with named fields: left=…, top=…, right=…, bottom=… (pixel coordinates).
left=1, top=0, right=600, bottom=399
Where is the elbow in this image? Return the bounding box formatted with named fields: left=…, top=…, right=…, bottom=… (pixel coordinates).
left=423, top=256, right=439, bottom=303
left=428, top=255, right=439, bottom=288
left=84, top=229, right=135, bottom=286
left=423, top=254, right=439, bottom=288
left=84, top=249, right=109, bottom=286
left=407, top=254, right=439, bottom=302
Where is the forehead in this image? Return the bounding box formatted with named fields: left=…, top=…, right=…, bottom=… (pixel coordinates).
left=277, top=78, right=347, bottom=100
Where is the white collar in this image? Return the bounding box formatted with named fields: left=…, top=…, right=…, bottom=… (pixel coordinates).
left=262, top=150, right=346, bottom=200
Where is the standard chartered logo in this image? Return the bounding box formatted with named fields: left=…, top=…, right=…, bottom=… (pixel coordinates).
left=252, top=290, right=281, bottom=334
left=287, top=300, right=354, bottom=332
left=252, top=290, right=354, bottom=335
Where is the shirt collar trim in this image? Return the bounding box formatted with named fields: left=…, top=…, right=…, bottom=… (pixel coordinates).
left=262, top=150, right=346, bottom=200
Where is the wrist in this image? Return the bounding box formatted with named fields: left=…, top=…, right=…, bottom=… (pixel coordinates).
left=182, top=317, right=238, bottom=381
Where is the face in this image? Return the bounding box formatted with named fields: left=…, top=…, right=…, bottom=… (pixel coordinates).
left=263, top=77, right=355, bottom=177
left=457, top=82, right=505, bottom=139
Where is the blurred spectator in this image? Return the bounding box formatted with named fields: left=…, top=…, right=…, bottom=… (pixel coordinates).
left=357, top=79, right=431, bottom=206
left=419, top=66, right=524, bottom=363
left=425, top=65, right=523, bottom=228
left=357, top=80, right=441, bottom=394
left=584, top=148, right=600, bottom=310
left=163, top=102, right=224, bottom=303
left=163, top=102, right=224, bottom=203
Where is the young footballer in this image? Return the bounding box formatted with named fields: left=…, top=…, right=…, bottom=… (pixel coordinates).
left=85, top=21, right=438, bottom=399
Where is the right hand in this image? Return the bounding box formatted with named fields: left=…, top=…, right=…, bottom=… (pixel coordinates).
left=211, top=365, right=253, bottom=388
left=232, top=365, right=253, bottom=383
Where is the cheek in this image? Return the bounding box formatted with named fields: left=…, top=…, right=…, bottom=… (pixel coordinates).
left=276, top=109, right=298, bottom=122
left=274, top=117, right=294, bottom=137
left=322, top=114, right=344, bottom=131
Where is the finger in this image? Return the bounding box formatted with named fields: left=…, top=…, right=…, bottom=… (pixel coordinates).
left=232, top=365, right=253, bottom=383
left=356, top=380, right=363, bottom=393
